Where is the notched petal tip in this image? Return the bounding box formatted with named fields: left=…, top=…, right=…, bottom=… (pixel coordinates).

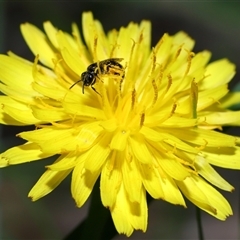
left=28, top=195, right=35, bottom=202
left=0, top=156, right=9, bottom=167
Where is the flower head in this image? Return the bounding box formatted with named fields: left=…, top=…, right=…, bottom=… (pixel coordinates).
left=1, top=12, right=240, bottom=236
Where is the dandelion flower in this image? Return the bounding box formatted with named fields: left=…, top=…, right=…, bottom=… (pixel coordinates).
left=1, top=12, right=240, bottom=236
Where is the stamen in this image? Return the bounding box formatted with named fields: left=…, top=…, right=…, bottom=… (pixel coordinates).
left=168, top=143, right=177, bottom=155
left=175, top=156, right=195, bottom=168
left=36, top=97, right=51, bottom=108
left=195, top=139, right=208, bottom=151
left=166, top=73, right=172, bottom=93
left=131, top=88, right=136, bottom=111
left=118, top=77, right=123, bottom=98
left=34, top=122, right=51, bottom=129
left=52, top=57, right=61, bottom=74
left=123, top=39, right=136, bottom=92
left=109, top=42, right=120, bottom=58
left=151, top=48, right=157, bottom=74
left=129, top=39, right=136, bottom=62
left=52, top=58, right=72, bottom=88
left=151, top=79, right=158, bottom=107
left=107, top=150, right=116, bottom=172
left=32, top=55, right=40, bottom=78
left=93, top=35, right=98, bottom=62
left=145, top=102, right=177, bottom=127
left=156, top=65, right=163, bottom=87
left=171, top=102, right=177, bottom=114
left=190, top=79, right=198, bottom=119
left=184, top=52, right=195, bottom=78
left=70, top=113, right=77, bottom=126
left=157, top=165, right=167, bottom=180
left=51, top=121, right=73, bottom=129
left=199, top=73, right=210, bottom=84
left=138, top=32, right=144, bottom=44
left=174, top=44, right=183, bottom=61
left=140, top=112, right=145, bottom=128
left=154, top=33, right=165, bottom=53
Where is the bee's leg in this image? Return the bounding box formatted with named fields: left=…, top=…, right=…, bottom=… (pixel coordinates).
left=95, top=74, right=104, bottom=83
left=82, top=84, right=85, bottom=94
left=91, top=78, right=101, bottom=95
left=91, top=85, right=101, bottom=95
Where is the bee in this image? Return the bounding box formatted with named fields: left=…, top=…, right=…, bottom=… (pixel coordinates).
left=70, top=58, right=125, bottom=94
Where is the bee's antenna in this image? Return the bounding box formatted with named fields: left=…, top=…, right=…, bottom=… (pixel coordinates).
left=82, top=84, right=85, bottom=94
left=69, top=80, right=81, bottom=90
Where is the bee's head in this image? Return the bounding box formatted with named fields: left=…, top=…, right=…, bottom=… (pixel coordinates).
left=81, top=72, right=94, bottom=86
left=81, top=72, right=95, bottom=94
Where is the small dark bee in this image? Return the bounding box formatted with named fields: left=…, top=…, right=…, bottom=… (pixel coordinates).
left=70, top=58, right=125, bottom=94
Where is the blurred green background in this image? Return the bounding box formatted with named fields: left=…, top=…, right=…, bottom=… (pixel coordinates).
left=0, top=1, right=239, bottom=239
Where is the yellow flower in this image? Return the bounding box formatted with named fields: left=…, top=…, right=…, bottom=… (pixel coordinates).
left=0, top=12, right=240, bottom=236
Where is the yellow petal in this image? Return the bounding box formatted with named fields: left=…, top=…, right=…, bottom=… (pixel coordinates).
left=204, top=111, right=240, bottom=126
left=203, top=146, right=240, bottom=169
left=195, top=155, right=234, bottom=191
left=140, top=126, right=164, bottom=142
left=84, top=134, right=111, bottom=173
left=220, top=92, right=240, bottom=108
left=122, top=156, right=142, bottom=203
left=43, top=21, right=59, bottom=49
left=201, top=59, right=236, bottom=89
left=110, top=183, right=147, bottom=236
left=161, top=116, right=198, bottom=128
left=82, top=12, right=108, bottom=60
left=19, top=128, right=77, bottom=153
left=159, top=158, right=190, bottom=181
left=129, top=135, right=152, bottom=164
left=31, top=71, right=66, bottom=101
left=31, top=105, right=69, bottom=122
left=0, top=96, right=39, bottom=125
left=0, top=110, right=25, bottom=125
left=158, top=131, right=199, bottom=154
left=0, top=54, right=33, bottom=87
left=46, top=153, right=77, bottom=171
left=0, top=142, right=53, bottom=167
left=0, top=54, right=41, bottom=103
left=63, top=98, right=105, bottom=119
left=177, top=176, right=215, bottom=213
left=100, top=118, right=117, bottom=132
left=2, top=102, right=41, bottom=125
left=20, top=23, right=56, bottom=68
left=57, top=30, right=86, bottom=75
left=198, top=84, right=229, bottom=111
left=195, top=176, right=233, bottom=219
left=71, top=159, right=100, bottom=207
left=19, top=121, right=103, bottom=154
left=71, top=22, right=90, bottom=63
left=129, top=187, right=147, bottom=232
left=110, top=129, right=130, bottom=151
left=172, top=31, right=195, bottom=51
left=100, top=151, right=122, bottom=208
left=190, top=50, right=211, bottom=74
left=155, top=33, right=173, bottom=66
left=29, top=167, right=71, bottom=201
left=157, top=170, right=186, bottom=206
left=171, top=127, right=236, bottom=147
left=110, top=184, right=133, bottom=236
left=139, top=163, right=165, bottom=199
left=177, top=175, right=232, bottom=220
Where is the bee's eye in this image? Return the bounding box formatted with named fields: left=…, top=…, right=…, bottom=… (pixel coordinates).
left=83, top=73, right=94, bottom=86
left=81, top=72, right=87, bottom=78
